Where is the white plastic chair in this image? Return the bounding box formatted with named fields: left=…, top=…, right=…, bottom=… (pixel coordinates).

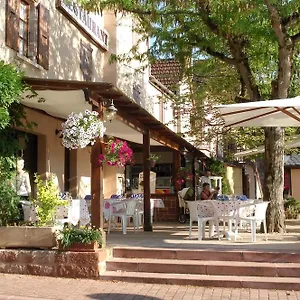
left=135, top=199, right=154, bottom=227
left=211, top=200, right=241, bottom=241
left=108, top=199, right=138, bottom=234
left=55, top=205, right=71, bottom=225
left=187, top=200, right=220, bottom=240
left=239, top=201, right=269, bottom=242
left=21, top=201, right=38, bottom=223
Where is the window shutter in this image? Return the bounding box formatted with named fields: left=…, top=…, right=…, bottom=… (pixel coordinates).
left=37, top=3, right=49, bottom=70
left=28, top=5, right=37, bottom=59
left=6, top=0, right=20, bottom=51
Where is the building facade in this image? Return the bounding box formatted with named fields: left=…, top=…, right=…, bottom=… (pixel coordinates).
left=1, top=0, right=204, bottom=222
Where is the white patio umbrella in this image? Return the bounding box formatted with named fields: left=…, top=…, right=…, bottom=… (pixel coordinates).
left=235, top=134, right=300, bottom=157
left=216, top=96, right=300, bottom=127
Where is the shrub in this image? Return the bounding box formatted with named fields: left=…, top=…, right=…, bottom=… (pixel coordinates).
left=0, top=178, right=20, bottom=226
left=284, top=197, right=300, bottom=219
left=33, top=174, right=67, bottom=226
left=57, top=225, right=103, bottom=248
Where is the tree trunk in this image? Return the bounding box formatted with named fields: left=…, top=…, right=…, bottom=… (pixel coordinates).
left=263, top=127, right=285, bottom=233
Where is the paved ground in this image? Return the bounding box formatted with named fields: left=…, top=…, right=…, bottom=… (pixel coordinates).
left=0, top=274, right=300, bottom=300
left=105, top=220, right=300, bottom=252
left=1, top=221, right=299, bottom=300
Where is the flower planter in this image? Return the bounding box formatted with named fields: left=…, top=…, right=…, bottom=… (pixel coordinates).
left=150, top=160, right=156, bottom=168
left=59, top=241, right=99, bottom=252
left=0, top=226, right=57, bottom=249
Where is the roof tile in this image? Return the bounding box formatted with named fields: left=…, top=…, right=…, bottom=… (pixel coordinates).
left=151, top=59, right=182, bottom=89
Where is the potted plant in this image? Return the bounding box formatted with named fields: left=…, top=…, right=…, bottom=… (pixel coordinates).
left=33, top=173, right=68, bottom=226
left=61, top=109, right=106, bottom=149
left=149, top=153, right=160, bottom=167
left=57, top=225, right=103, bottom=252
left=0, top=173, right=70, bottom=249
left=98, top=138, right=133, bottom=167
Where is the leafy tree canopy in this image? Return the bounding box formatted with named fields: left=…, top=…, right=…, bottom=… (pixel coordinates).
left=78, top=0, right=300, bottom=152
left=0, top=61, right=34, bottom=177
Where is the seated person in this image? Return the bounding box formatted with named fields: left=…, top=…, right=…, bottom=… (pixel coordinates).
left=212, top=186, right=220, bottom=200
left=200, top=183, right=214, bottom=200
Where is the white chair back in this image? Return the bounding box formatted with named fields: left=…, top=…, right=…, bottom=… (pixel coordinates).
left=125, top=199, right=138, bottom=216
left=211, top=200, right=238, bottom=217
left=197, top=201, right=214, bottom=218
left=254, top=202, right=269, bottom=220
left=187, top=201, right=199, bottom=222
left=55, top=206, right=69, bottom=219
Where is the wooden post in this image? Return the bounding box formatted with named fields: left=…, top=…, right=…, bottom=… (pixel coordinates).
left=192, top=155, right=197, bottom=200
left=143, top=129, right=152, bottom=231
left=91, top=103, right=104, bottom=229
left=173, top=150, right=181, bottom=192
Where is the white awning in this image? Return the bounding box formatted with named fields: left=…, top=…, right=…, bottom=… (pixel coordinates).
left=216, top=96, right=300, bottom=127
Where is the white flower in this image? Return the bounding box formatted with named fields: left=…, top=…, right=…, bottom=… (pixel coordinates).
left=61, top=110, right=106, bottom=149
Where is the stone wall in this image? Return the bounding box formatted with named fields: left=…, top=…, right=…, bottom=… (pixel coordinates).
left=0, top=249, right=110, bottom=279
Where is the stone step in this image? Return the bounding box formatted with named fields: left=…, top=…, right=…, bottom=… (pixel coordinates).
left=106, top=257, right=300, bottom=277
left=101, top=271, right=300, bottom=290
left=112, top=247, right=300, bottom=263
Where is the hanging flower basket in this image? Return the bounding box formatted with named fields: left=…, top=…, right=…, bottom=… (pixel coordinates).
left=61, top=110, right=106, bottom=149
left=149, top=153, right=161, bottom=168
left=98, top=139, right=133, bottom=168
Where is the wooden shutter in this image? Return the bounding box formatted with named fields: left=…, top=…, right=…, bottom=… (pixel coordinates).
left=6, top=0, right=20, bottom=51
left=37, top=3, right=49, bottom=69
left=27, top=4, right=37, bottom=59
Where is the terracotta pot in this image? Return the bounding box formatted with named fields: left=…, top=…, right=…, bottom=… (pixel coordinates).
left=59, top=241, right=99, bottom=252
left=150, top=160, right=156, bottom=168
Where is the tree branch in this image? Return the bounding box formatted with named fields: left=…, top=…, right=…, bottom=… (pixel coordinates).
left=195, top=0, right=222, bottom=37
left=264, top=0, right=286, bottom=47
left=282, top=12, right=300, bottom=28
left=292, top=33, right=300, bottom=44
left=203, top=46, right=235, bottom=65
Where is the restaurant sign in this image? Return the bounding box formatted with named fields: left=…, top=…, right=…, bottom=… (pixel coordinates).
left=57, top=0, right=109, bottom=51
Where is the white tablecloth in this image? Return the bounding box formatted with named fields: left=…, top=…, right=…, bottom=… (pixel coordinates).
left=103, top=198, right=165, bottom=221
left=68, top=199, right=91, bottom=226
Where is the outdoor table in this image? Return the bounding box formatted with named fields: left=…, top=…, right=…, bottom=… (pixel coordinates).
left=103, top=197, right=165, bottom=223
left=209, top=199, right=256, bottom=240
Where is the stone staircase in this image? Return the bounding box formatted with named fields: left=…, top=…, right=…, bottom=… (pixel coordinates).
left=101, top=247, right=300, bottom=290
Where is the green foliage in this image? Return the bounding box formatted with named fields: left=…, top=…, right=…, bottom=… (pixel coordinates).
left=0, top=61, right=25, bottom=129
left=33, top=174, right=67, bottom=226
left=0, top=178, right=21, bottom=226
left=77, top=0, right=300, bottom=159
left=0, top=61, right=35, bottom=176
left=150, top=153, right=161, bottom=161
left=206, top=158, right=231, bottom=195
left=284, top=197, right=300, bottom=219
left=58, top=225, right=103, bottom=248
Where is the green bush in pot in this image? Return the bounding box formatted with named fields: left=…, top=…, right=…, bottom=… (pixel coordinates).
left=57, top=225, right=103, bottom=249
left=33, top=173, right=68, bottom=226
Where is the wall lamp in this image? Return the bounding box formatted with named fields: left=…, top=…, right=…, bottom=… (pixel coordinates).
left=104, top=99, right=118, bottom=122
left=181, top=147, right=189, bottom=156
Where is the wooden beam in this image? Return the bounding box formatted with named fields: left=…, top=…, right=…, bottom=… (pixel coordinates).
left=91, top=103, right=104, bottom=229
left=143, top=129, right=152, bottom=232
left=276, top=107, right=300, bottom=123
left=225, top=109, right=279, bottom=127
left=221, top=107, right=267, bottom=117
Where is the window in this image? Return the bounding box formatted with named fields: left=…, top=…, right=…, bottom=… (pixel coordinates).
left=19, top=1, right=29, bottom=56
left=6, top=0, right=50, bottom=70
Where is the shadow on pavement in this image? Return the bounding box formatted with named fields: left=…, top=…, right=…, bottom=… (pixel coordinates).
left=88, top=293, right=162, bottom=299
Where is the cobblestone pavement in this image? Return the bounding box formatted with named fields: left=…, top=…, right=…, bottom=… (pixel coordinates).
left=0, top=274, right=300, bottom=300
